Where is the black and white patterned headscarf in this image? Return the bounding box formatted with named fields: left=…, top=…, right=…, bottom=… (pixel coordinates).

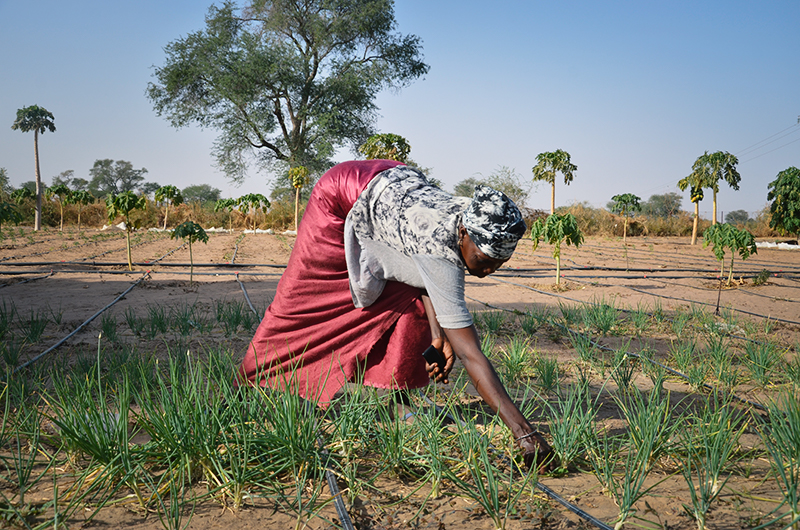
left=462, top=185, right=526, bottom=260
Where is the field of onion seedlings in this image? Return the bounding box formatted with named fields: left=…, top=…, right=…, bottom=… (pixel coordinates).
left=1, top=227, right=799, bottom=530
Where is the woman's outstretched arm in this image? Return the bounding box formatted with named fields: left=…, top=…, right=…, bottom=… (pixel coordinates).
left=444, top=324, right=553, bottom=468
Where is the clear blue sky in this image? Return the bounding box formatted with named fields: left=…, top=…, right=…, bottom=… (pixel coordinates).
left=2, top=1, right=798, bottom=219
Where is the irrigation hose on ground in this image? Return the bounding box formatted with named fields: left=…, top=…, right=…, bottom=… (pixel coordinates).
left=237, top=279, right=355, bottom=530
left=0, top=270, right=53, bottom=288
left=13, top=270, right=152, bottom=374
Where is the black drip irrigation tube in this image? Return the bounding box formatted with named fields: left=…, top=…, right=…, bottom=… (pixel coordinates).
left=12, top=271, right=152, bottom=374
left=236, top=279, right=355, bottom=530
left=0, top=270, right=54, bottom=287
left=417, top=393, right=613, bottom=530
left=231, top=233, right=246, bottom=264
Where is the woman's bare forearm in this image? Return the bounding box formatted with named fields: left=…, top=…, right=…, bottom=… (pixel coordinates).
left=444, top=325, right=533, bottom=439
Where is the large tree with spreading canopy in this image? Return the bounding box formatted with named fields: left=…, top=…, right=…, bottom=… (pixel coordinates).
left=11, top=105, right=56, bottom=231
left=147, top=0, right=429, bottom=188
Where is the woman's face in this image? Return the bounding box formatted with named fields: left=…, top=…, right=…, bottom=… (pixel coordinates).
left=458, top=227, right=507, bottom=277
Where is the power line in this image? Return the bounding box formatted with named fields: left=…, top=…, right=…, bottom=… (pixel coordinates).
left=737, top=126, right=800, bottom=158
left=736, top=121, right=800, bottom=157
left=741, top=134, right=800, bottom=163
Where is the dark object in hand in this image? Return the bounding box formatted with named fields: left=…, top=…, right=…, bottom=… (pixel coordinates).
left=422, top=344, right=446, bottom=369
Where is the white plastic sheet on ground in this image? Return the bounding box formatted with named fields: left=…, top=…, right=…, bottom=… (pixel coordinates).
left=756, top=241, right=800, bottom=250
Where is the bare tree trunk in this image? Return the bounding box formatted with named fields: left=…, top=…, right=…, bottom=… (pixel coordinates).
left=163, top=205, right=169, bottom=230
left=712, top=189, right=718, bottom=225
left=33, top=130, right=42, bottom=231
left=295, top=187, right=300, bottom=231
left=691, top=203, right=699, bottom=245
left=550, top=183, right=555, bottom=215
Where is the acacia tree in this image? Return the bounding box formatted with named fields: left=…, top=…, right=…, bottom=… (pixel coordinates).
left=154, top=185, right=184, bottom=230
left=88, top=159, right=149, bottom=197
left=532, top=149, right=577, bottom=214
left=288, top=166, right=309, bottom=232
left=48, top=184, right=72, bottom=231
left=359, top=133, right=412, bottom=163
left=66, top=190, right=95, bottom=232
left=530, top=213, right=584, bottom=285
left=106, top=191, right=147, bottom=271
left=147, top=0, right=428, bottom=189
left=11, top=105, right=56, bottom=231
left=767, top=166, right=800, bottom=240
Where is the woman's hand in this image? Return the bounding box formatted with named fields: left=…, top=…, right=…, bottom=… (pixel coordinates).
left=518, top=432, right=555, bottom=473
left=426, top=336, right=455, bottom=384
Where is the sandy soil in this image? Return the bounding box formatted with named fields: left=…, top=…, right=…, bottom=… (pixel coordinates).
left=1, top=227, right=799, bottom=529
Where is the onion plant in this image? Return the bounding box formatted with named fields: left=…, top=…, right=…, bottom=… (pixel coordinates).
left=100, top=313, right=118, bottom=343
left=134, top=351, right=227, bottom=496
left=588, top=396, right=671, bottom=530
left=680, top=394, right=747, bottom=530
left=261, top=385, right=330, bottom=530
left=480, top=311, right=507, bottom=334
left=558, top=301, right=584, bottom=328
left=215, top=300, right=247, bottom=337
left=534, top=356, right=560, bottom=394
left=671, top=311, right=691, bottom=339
left=498, top=335, right=533, bottom=384
left=583, top=296, right=620, bottom=337
left=544, top=381, right=597, bottom=472
left=446, top=414, right=536, bottom=530
left=758, top=391, right=800, bottom=530
left=0, top=338, right=24, bottom=371
left=327, top=381, right=378, bottom=506
left=627, top=302, right=651, bottom=337
left=0, top=299, right=16, bottom=341
left=611, top=340, right=638, bottom=394
left=407, top=403, right=453, bottom=501
left=568, top=330, right=598, bottom=364
left=124, top=307, right=145, bottom=337
left=744, top=341, right=783, bottom=388
left=615, top=387, right=678, bottom=468
left=48, top=339, right=147, bottom=511
left=3, top=387, right=53, bottom=514
left=520, top=306, right=549, bottom=335
left=146, top=304, right=169, bottom=339
left=23, top=309, right=48, bottom=344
